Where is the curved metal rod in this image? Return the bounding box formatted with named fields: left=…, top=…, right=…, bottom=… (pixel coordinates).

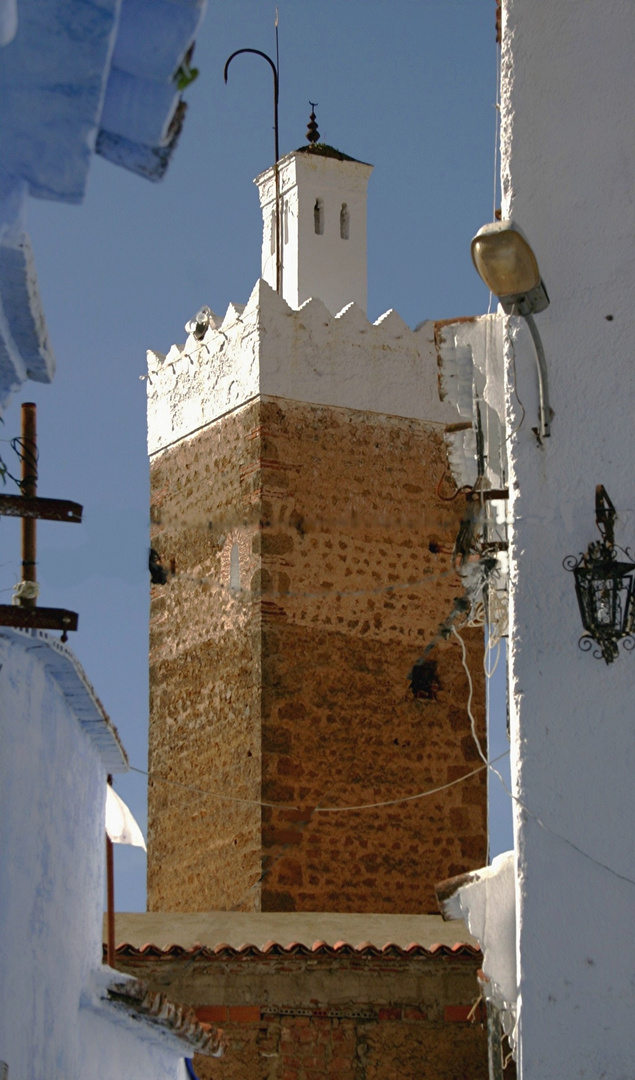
left=223, top=49, right=279, bottom=161
left=224, top=48, right=281, bottom=294
left=523, top=312, right=551, bottom=441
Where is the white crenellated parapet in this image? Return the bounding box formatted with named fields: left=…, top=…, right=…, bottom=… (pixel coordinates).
left=146, top=278, right=458, bottom=457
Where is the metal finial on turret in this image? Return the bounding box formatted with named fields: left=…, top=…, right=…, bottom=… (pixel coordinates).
left=306, top=102, right=320, bottom=144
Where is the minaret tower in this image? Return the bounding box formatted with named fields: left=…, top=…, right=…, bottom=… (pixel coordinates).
left=146, top=123, right=486, bottom=915
left=256, top=110, right=373, bottom=313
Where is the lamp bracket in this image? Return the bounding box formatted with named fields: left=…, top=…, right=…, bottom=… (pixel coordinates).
left=498, top=279, right=550, bottom=318
left=595, top=484, right=616, bottom=549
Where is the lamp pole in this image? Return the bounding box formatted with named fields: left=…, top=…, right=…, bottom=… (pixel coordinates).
left=224, top=48, right=282, bottom=296
left=520, top=312, right=550, bottom=440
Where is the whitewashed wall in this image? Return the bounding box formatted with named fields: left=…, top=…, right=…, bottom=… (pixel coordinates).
left=501, top=1, right=635, bottom=1076
left=0, top=630, right=187, bottom=1079
left=78, top=1009, right=190, bottom=1080
left=0, top=632, right=108, bottom=1077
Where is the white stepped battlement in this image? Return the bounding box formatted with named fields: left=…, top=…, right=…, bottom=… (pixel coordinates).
left=147, top=278, right=457, bottom=457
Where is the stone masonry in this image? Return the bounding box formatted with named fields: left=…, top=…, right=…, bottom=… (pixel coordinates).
left=112, top=940, right=498, bottom=1080
left=148, top=365, right=486, bottom=911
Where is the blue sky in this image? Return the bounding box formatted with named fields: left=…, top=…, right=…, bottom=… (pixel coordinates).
left=5, top=0, right=511, bottom=910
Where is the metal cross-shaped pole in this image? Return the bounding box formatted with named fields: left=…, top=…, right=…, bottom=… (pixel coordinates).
left=0, top=402, right=81, bottom=638
left=224, top=47, right=282, bottom=295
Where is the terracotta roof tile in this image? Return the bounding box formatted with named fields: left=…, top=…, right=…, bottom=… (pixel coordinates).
left=106, top=975, right=224, bottom=1056
left=107, top=940, right=481, bottom=962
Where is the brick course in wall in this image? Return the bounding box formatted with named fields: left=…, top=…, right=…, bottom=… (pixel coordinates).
left=148, top=395, right=486, bottom=913
left=193, top=1012, right=487, bottom=1080
left=111, top=942, right=505, bottom=1080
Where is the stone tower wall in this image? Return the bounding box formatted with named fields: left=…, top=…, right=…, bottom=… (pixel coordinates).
left=148, top=401, right=263, bottom=911
left=148, top=394, right=486, bottom=913
left=256, top=398, right=486, bottom=913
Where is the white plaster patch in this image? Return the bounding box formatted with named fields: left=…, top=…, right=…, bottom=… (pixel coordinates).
left=498, top=3, right=635, bottom=1075
left=218, top=528, right=256, bottom=623
left=435, top=314, right=506, bottom=493
left=442, top=852, right=517, bottom=1051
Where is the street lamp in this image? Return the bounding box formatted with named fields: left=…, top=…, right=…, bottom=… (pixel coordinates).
left=564, top=486, right=635, bottom=664
left=471, top=220, right=551, bottom=440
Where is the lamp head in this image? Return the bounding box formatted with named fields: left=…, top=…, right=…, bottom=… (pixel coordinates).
left=471, top=220, right=549, bottom=316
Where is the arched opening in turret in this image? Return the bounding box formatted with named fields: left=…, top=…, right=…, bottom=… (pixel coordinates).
left=340, top=203, right=350, bottom=240
left=314, top=198, right=324, bottom=236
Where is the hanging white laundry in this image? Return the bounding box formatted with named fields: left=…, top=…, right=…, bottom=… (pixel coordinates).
left=106, top=785, right=147, bottom=851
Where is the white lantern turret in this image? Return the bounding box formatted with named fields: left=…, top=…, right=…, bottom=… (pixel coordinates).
left=254, top=113, right=373, bottom=315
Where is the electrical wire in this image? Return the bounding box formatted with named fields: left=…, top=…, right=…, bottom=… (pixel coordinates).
left=454, top=623, right=635, bottom=890
left=487, top=37, right=502, bottom=317
left=492, top=36, right=501, bottom=223
left=484, top=635, right=501, bottom=679
left=505, top=322, right=526, bottom=439
left=0, top=435, right=39, bottom=492
left=452, top=624, right=488, bottom=765
left=129, top=765, right=297, bottom=810
left=313, top=753, right=510, bottom=813
left=436, top=468, right=473, bottom=503
left=129, top=752, right=511, bottom=815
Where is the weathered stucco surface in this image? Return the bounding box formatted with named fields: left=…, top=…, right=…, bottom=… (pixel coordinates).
left=105, top=910, right=478, bottom=950
left=148, top=394, right=486, bottom=913
left=0, top=630, right=191, bottom=1079
left=439, top=852, right=517, bottom=1048
left=500, top=0, right=635, bottom=1076
left=0, top=633, right=108, bottom=1078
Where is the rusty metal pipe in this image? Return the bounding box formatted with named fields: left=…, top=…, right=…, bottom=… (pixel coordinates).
left=20, top=403, right=37, bottom=607
left=106, top=774, right=116, bottom=968
left=106, top=832, right=116, bottom=968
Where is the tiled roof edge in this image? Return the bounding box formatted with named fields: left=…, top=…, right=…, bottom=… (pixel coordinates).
left=107, top=940, right=481, bottom=961
left=106, top=975, right=224, bottom=1057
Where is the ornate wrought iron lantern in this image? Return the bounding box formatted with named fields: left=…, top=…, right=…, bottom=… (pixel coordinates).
left=564, top=486, right=635, bottom=664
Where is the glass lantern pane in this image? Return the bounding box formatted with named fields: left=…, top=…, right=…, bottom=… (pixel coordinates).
left=574, top=570, right=594, bottom=631
left=616, top=566, right=635, bottom=634
left=625, top=575, right=635, bottom=633
left=591, top=575, right=616, bottom=626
